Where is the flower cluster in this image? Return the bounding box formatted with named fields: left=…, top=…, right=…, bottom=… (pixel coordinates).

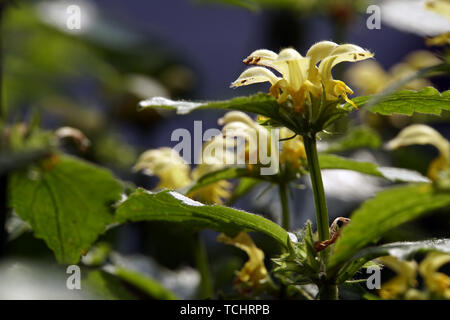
left=231, top=41, right=373, bottom=111
left=218, top=111, right=307, bottom=172
left=379, top=252, right=450, bottom=300
left=133, top=146, right=232, bottom=204
left=425, top=0, right=450, bottom=45
left=386, top=124, right=450, bottom=182
left=217, top=232, right=269, bottom=289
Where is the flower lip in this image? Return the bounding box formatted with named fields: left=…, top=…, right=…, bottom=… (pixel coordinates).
left=243, top=49, right=278, bottom=66
left=230, top=66, right=280, bottom=88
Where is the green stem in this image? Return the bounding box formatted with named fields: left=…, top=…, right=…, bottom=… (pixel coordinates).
left=279, top=182, right=290, bottom=231
left=0, top=3, right=7, bottom=257
left=303, top=135, right=330, bottom=243
left=303, top=134, right=338, bottom=299
left=193, top=232, right=213, bottom=299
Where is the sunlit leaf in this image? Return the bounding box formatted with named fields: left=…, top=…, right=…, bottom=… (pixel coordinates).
left=329, top=184, right=450, bottom=272
left=347, top=87, right=450, bottom=116
left=139, top=93, right=282, bottom=120
left=116, top=189, right=289, bottom=248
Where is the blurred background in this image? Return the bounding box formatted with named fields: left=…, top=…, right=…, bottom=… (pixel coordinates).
left=1, top=0, right=449, bottom=299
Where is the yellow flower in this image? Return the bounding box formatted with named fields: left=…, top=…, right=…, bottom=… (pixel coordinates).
left=386, top=124, right=450, bottom=181
left=425, top=0, right=450, bottom=21
left=346, top=51, right=441, bottom=95
left=378, top=253, right=450, bottom=300
left=133, top=147, right=191, bottom=189
left=345, top=60, right=390, bottom=95
left=219, top=111, right=272, bottom=166
left=279, top=128, right=307, bottom=169
left=378, top=256, right=418, bottom=299
left=424, top=1, right=450, bottom=46
left=419, top=252, right=450, bottom=299
left=426, top=32, right=450, bottom=46
left=217, top=232, right=268, bottom=286
left=231, top=41, right=373, bottom=111
left=218, top=111, right=306, bottom=170
left=190, top=143, right=233, bottom=204
left=134, top=145, right=232, bottom=204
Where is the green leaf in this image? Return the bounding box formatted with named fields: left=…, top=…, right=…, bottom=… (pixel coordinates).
left=116, top=188, right=289, bottom=248
left=139, top=93, right=280, bottom=119
left=334, top=239, right=450, bottom=283
left=356, top=63, right=450, bottom=109
left=303, top=221, right=320, bottom=272
left=106, top=266, right=178, bottom=300
left=348, top=87, right=450, bottom=116
left=318, top=153, right=430, bottom=183
left=138, top=93, right=350, bottom=135
left=329, top=184, right=450, bottom=273
left=9, top=155, right=123, bottom=264
left=324, top=126, right=382, bottom=153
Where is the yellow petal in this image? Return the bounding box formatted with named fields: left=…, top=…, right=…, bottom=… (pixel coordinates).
left=403, top=50, right=441, bottom=70
left=388, top=63, right=432, bottom=91
left=419, top=252, right=450, bottom=298
left=280, top=128, right=306, bottom=168
left=425, top=0, right=450, bottom=21
left=188, top=176, right=232, bottom=204
left=243, top=49, right=278, bottom=64
left=200, top=135, right=237, bottom=166
left=319, top=45, right=374, bottom=82
left=426, top=32, right=450, bottom=46
left=134, top=147, right=192, bottom=189
left=274, top=48, right=310, bottom=91
left=378, top=256, right=418, bottom=299
left=217, top=232, right=268, bottom=285
left=306, top=41, right=338, bottom=66
left=276, top=48, right=304, bottom=61
left=243, top=49, right=282, bottom=73
left=231, top=67, right=280, bottom=87
left=332, top=80, right=358, bottom=109
left=385, top=124, right=450, bottom=162
left=428, top=155, right=449, bottom=181
left=345, top=60, right=389, bottom=95
left=218, top=111, right=258, bottom=128
left=189, top=136, right=233, bottom=204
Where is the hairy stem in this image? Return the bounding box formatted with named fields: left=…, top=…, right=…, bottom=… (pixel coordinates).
left=303, top=134, right=338, bottom=300
left=303, top=135, right=330, bottom=243
left=193, top=232, right=213, bottom=299
left=0, top=3, right=6, bottom=258
left=279, top=182, right=290, bottom=231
